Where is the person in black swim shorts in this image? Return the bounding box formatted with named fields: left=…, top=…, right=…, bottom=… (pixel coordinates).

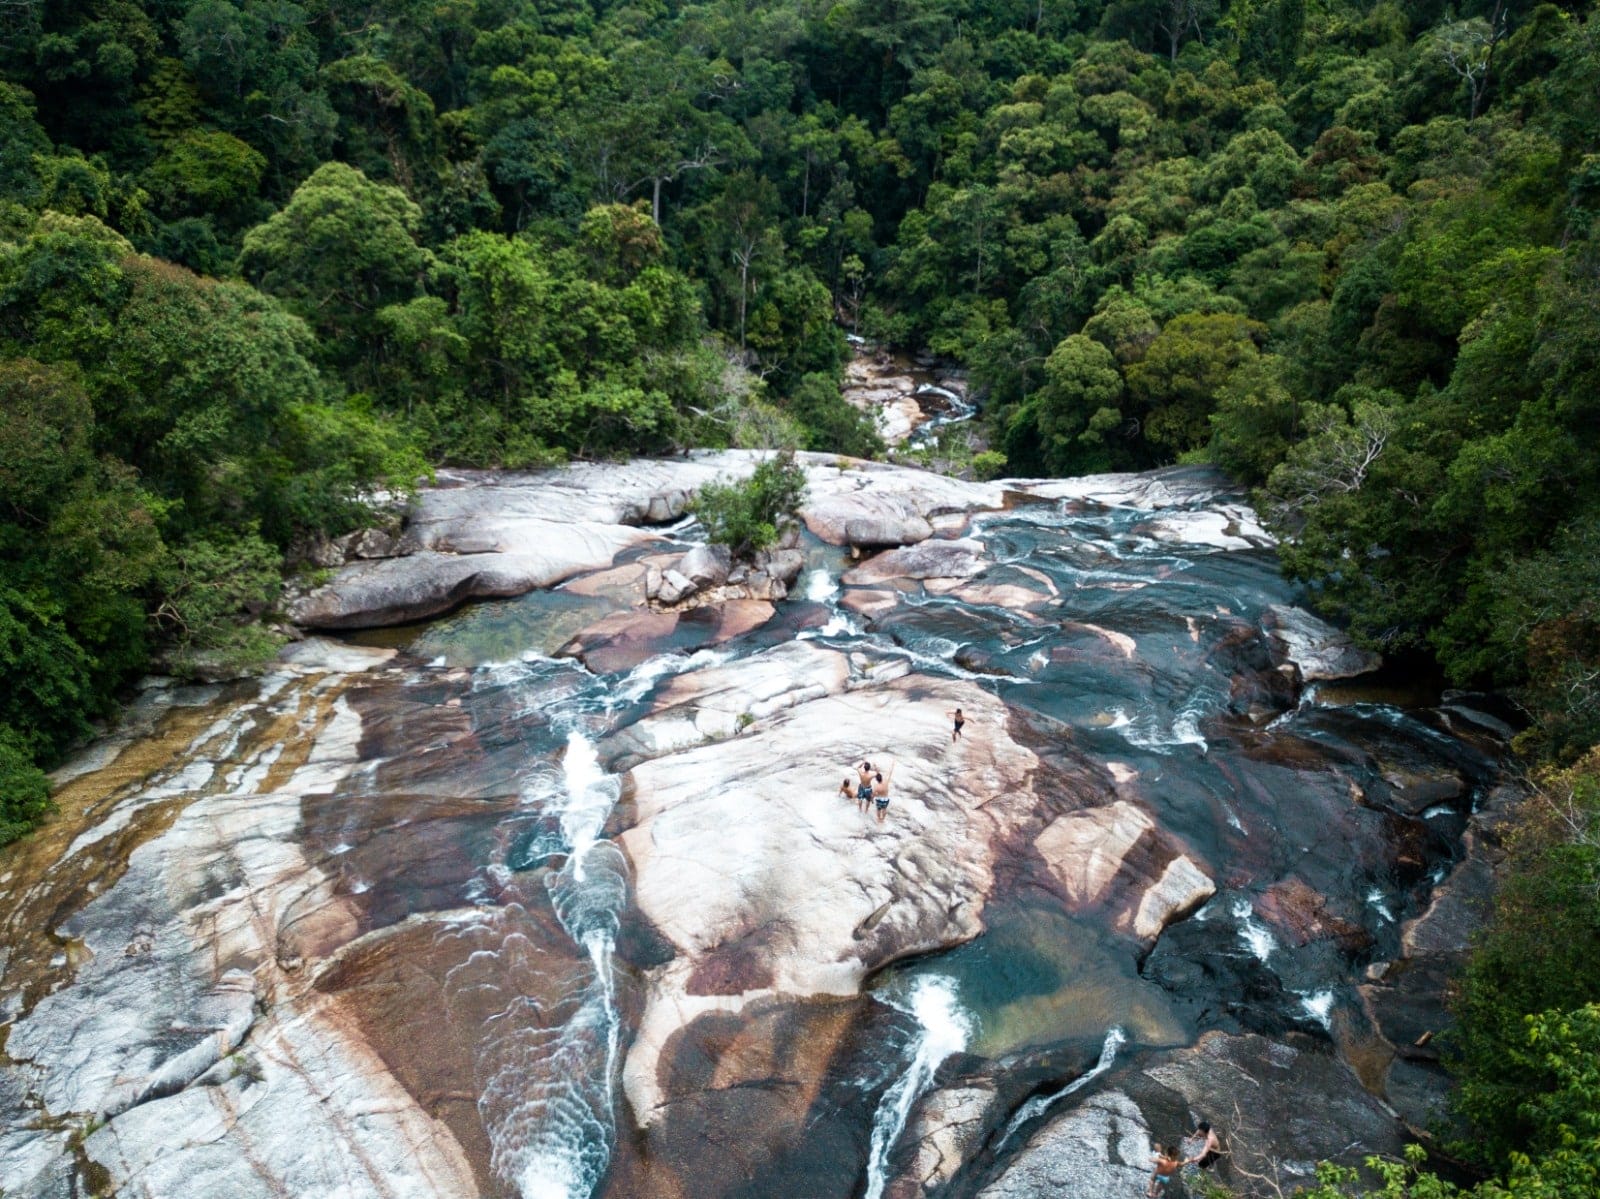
left=856, top=761, right=874, bottom=813
left=1186, top=1120, right=1222, bottom=1170
left=949, top=707, right=965, bottom=742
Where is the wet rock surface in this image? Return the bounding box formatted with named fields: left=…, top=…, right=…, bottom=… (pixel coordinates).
left=290, top=452, right=1009, bottom=628
left=1264, top=604, right=1383, bottom=682
left=968, top=1032, right=1406, bottom=1199
left=840, top=347, right=972, bottom=448
left=1, top=460, right=1516, bottom=1199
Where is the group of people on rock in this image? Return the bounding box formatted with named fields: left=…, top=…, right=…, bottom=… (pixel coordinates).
left=1147, top=1121, right=1223, bottom=1197
left=834, top=708, right=966, bottom=824
left=839, top=760, right=893, bottom=822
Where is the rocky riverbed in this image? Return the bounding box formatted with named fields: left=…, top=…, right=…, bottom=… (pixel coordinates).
left=0, top=454, right=1512, bottom=1199
left=842, top=346, right=973, bottom=447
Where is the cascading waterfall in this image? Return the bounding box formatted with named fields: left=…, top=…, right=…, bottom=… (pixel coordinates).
left=477, top=724, right=629, bottom=1199
left=995, top=1026, right=1127, bottom=1150
left=805, top=567, right=839, bottom=604
left=862, top=975, right=973, bottom=1199
left=801, top=565, right=864, bottom=640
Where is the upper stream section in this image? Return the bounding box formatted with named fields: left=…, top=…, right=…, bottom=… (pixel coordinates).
left=0, top=455, right=1515, bottom=1199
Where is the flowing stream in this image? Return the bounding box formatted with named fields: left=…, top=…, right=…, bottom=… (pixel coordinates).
left=491, top=730, right=626, bottom=1199
left=996, top=1026, right=1127, bottom=1151
left=0, top=468, right=1511, bottom=1199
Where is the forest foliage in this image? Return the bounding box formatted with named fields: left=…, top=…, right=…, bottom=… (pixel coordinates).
left=3, top=4, right=1600, bottom=1193
left=6, top=0, right=1592, bottom=757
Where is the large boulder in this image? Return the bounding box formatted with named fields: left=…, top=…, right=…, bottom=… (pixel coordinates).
left=980, top=1032, right=1408, bottom=1199
left=757, top=547, right=807, bottom=586
left=1129, top=1031, right=1408, bottom=1188
left=799, top=464, right=1002, bottom=547
left=678, top=544, right=732, bottom=589
left=1264, top=605, right=1381, bottom=682
left=1032, top=802, right=1215, bottom=943
left=289, top=532, right=652, bottom=629
left=617, top=667, right=1096, bottom=1132
left=1140, top=504, right=1275, bottom=551
left=844, top=515, right=934, bottom=550
left=841, top=538, right=989, bottom=586
left=1000, top=466, right=1241, bottom=510
left=289, top=454, right=1013, bottom=630
left=976, top=1090, right=1153, bottom=1199
left=657, top=568, right=699, bottom=606
left=841, top=356, right=924, bottom=446
left=886, top=1083, right=997, bottom=1199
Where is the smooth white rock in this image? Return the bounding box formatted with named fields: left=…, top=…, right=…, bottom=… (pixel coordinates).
left=1132, top=856, right=1216, bottom=940
left=1033, top=802, right=1154, bottom=905
left=1264, top=603, right=1382, bottom=681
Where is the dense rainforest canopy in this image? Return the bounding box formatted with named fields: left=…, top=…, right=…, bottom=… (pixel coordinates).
left=3, top=3, right=1600, bottom=1193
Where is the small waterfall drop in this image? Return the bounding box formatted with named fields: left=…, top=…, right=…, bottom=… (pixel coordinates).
left=557, top=730, right=613, bottom=879
left=805, top=567, right=839, bottom=604
left=478, top=728, right=628, bottom=1199
left=1231, top=897, right=1277, bottom=962
left=995, top=1026, right=1127, bottom=1150
left=862, top=976, right=973, bottom=1199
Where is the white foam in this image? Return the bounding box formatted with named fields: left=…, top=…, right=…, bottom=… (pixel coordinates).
left=609, top=646, right=734, bottom=707
left=1231, top=898, right=1277, bottom=962
left=804, top=568, right=838, bottom=603
left=480, top=727, right=629, bottom=1199
left=558, top=732, right=616, bottom=879
left=863, top=976, right=973, bottom=1199
left=1365, top=888, right=1394, bottom=923
left=1299, top=990, right=1335, bottom=1029
left=517, top=1160, right=582, bottom=1199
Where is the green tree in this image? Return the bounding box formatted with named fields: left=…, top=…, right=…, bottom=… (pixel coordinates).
left=1126, top=311, right=1265, bottom=455
left=239, top=162, right=429, bottom=378
left=1207, top=353, right=1299, bottom=483
left=0, top=725, right=51, bottom=847
left=693, top=451, right=808, bottom=559
left=783, top=371, right=883, bottom=458
left=1026, top=332, right=1127, bottom=474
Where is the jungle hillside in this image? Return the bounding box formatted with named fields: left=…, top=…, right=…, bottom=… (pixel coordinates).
left=2, top=4, right=1600, bottom=1195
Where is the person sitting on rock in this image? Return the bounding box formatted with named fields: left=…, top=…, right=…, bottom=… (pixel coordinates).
left=838, top=777, right=855, bottom=803
left=1147, top=1145, right=1182, bottom=1198
left=872, top=770, right=892, bottom=823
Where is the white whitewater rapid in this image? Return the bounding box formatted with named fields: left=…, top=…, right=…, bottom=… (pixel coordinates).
left=862, top=976, right=974, bottom=1199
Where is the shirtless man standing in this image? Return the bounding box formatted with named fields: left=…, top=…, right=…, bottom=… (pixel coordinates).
left=872, top=771, right=891, bottom=823
left=856, top=761, right=875, bottom=813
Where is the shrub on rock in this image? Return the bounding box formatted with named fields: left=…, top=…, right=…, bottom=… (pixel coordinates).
left=692, top=451, right=808, bottom=561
